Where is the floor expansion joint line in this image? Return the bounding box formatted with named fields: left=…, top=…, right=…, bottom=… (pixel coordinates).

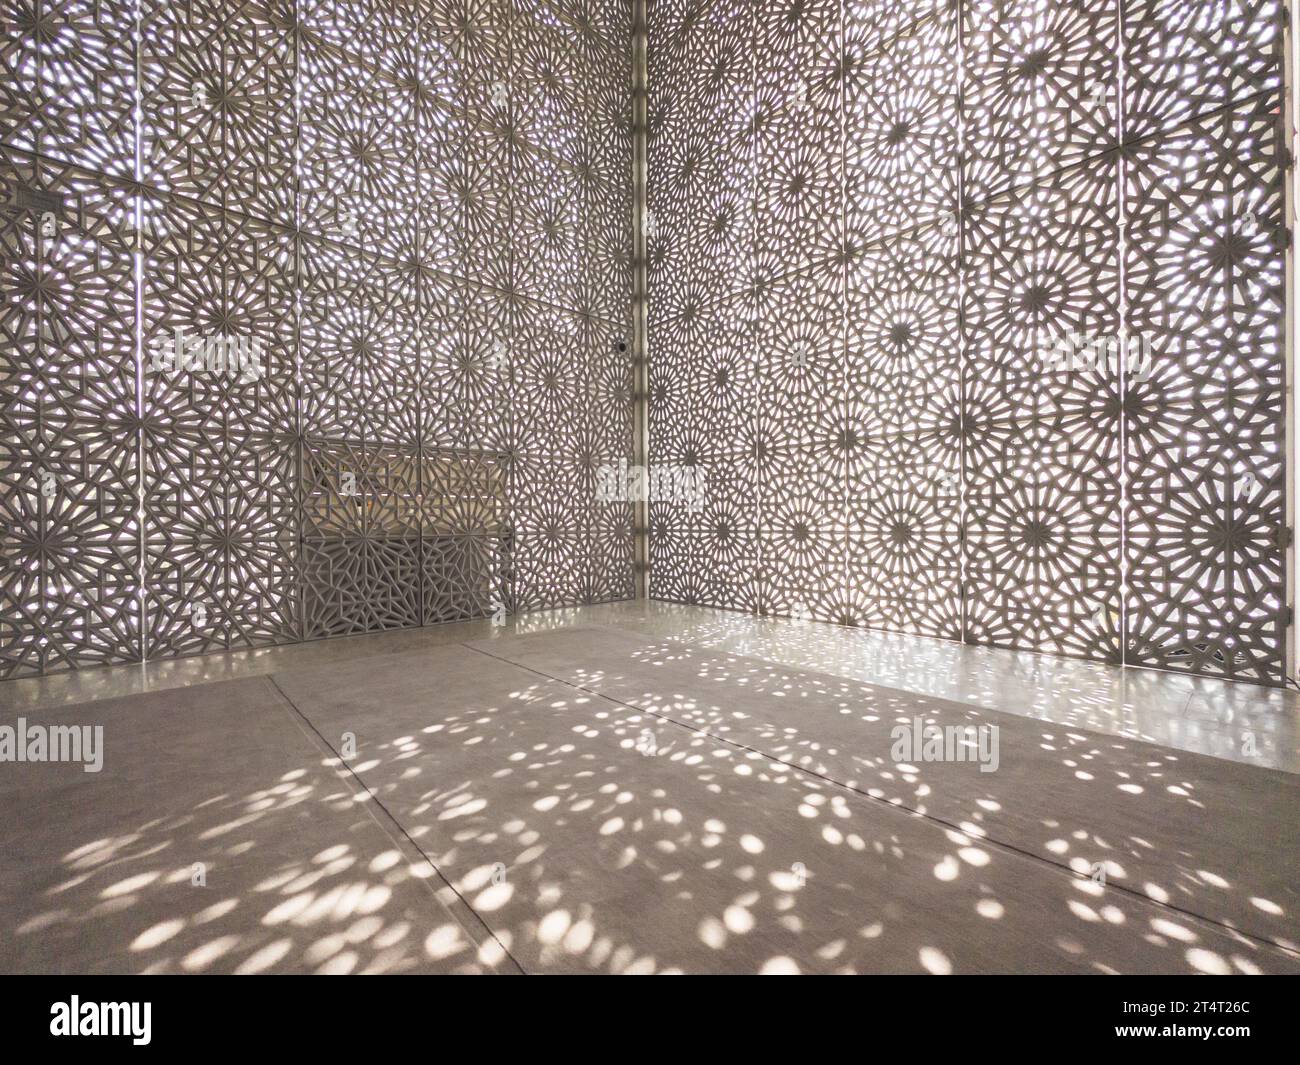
left=462, top=641, right=1300, bottom=961
left=263, top=673, right=528, bottom=976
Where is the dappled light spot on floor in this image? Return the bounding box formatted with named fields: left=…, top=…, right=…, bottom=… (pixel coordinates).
left=11, top=626, right=1295, bottom=976
left=1186, top=948, right=1232, bottom=975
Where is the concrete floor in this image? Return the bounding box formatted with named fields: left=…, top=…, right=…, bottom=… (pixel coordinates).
left=6, top=600, right=1298, bottom=771
left=1, top=601, right=1297, bottom=973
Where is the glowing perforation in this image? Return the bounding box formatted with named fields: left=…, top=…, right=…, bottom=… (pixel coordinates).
left=140, top=1, right=296, bottom=223
left=5, top=2, right=634, bottom=674
left=33, top=0, right=136, bottom=177
left=1124, top=0, right=1282, bottom=139
left=962, top=0, right=1119, bottom=204
left=1124, top=99, right=1285, bottom=680
left=845, top=16, right=958, bottom=241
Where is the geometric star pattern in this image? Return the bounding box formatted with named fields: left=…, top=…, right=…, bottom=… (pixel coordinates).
left=1, top=1, right=634, bottom=677
left=647, top=0, right=1288, bottom=684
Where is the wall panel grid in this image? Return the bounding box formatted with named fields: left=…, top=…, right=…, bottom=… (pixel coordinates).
left=646, top=0, right=1291, bottom=685
left=1, top=1, right=636, bottom=678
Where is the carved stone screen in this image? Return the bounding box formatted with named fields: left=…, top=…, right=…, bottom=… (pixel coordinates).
left=646, top=1, right=1290, bottom=684
left=1, top=1, right=634, bottom=677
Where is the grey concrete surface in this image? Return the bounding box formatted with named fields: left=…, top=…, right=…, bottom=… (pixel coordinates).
left=0, top=677, right=503, bottom=974
left=468, top=626, right=1300, bottom=952
left=1, top=610, right=1297, bottom=974
left=4, top=601, right=1297, bottom=773
left=271, top=637, right=1298, bottom=974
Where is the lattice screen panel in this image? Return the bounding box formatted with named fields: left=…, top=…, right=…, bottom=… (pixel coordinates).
left=2, top=147, right=141, bottom=675
left=845, top=219, right=963, bottom=640
left=1, top=0, right=635, bottom=678
left=646, top=0, right=1290, bottom=684
left=1123, top=94, right=1287, bottom=679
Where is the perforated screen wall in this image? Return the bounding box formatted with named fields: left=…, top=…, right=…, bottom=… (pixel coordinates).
left=1, top=1, right=635, bottom=677
left=646, top=0, right=1291, bottom=684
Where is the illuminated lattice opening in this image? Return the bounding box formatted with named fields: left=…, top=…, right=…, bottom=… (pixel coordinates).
left=646, top=0, right=1288, bottom=684
left=1, top=1, right=635, bottom=677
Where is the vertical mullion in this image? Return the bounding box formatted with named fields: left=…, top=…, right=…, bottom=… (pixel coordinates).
left=134, top=0, right=146, bottom=664
left=1287, top=1, right=1298, bottom=682
left=957, top=0, right=968, bottom=645
left=750, top=0, right=760, bottom=615
left=839, top=0, right=849, bottom=622
left=293, top=0, right=304, bottom=642
left=631, top=0, right=649, bottom=599
left=1117, top=0, right=1128, bottom=667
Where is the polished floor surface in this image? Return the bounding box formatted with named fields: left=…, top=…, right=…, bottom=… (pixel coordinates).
left=1, top=602, right=1297, bottom=973
left=6, top=601, right=1298, bottom=772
